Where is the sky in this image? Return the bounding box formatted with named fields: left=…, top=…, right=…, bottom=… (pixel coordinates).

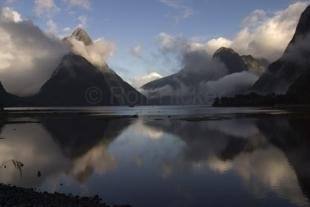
left=0, top=0, right=309, bottom=88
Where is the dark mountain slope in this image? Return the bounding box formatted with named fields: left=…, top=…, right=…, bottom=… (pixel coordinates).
left=252, top=5, right=310, bottom=94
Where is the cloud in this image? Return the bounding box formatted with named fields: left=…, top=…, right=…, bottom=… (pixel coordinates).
left=149, top=1, right=310, bottom=103
left=131, top=72, right=163, bottom=88
left=202, top=71, right=259, bottom=98
left=160, top=0, right=193, bottom=21
left=157, top=32, right=187, bottom=53
left=157, top=32, right=225, bottom=57
left=77, top=15, right=88, bottom=28
left=0, top=7, right=68, bottom=96
left=0, top=7, right=22, bottom=22
left=157, top=32, right=227, bottom=76
left=65, top=0, right=91, bottom=9
left=157, top=1, right=309, bottom=62
left=242, top=9, right=267, bottom=27
left=144, top=32, right=258, bottom=103
left=34, top=0, right=59, bottom=16
left=206, top=37, right=233, bottom=56
left=207, top=1, right=310, bottom=61
left=131, top=44, right=142, bottom=57
left=46, top=19, right=58, bottom=34
left=65, top=35, right=116, bottom=68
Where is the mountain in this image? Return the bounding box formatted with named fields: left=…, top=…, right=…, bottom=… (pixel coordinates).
left=30, top=54, right=119, bottom=106
left=69, top=27, right=93, bottom=46
left=287, top=69, right=310, bottom=103
left=64, top=28, right=147, bottom=106
left=241, top=55, right=269, bottom=76
left=252, top=5, right=310, bottom=94
left=213, top=5, right=310, bottom=106
left=141, top=47, right=265, bottom=105
left=0, top=28, right=146, bottom=107
left=213, top=47, right=268, bottom=75
left=0, top=82, right=26, bottom=107
left=213, top=47, right=248, bottom=73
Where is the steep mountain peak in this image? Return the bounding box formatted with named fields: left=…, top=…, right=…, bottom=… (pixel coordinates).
left=213, top=47, right=237, bottom=56
left=290, top=5, right=310, bottom=43
left=0, top=82, right=5, bottom=92
left=213, top=47, right=248, bottom=74
left=252, top=5, right=310, bottom=95
left=71, top=27, right=93, bottom=46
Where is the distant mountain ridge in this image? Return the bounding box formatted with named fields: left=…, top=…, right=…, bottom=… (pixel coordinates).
left=213, top=5, right=310, bottom=106
left=141, top=47, right=267, bottom=105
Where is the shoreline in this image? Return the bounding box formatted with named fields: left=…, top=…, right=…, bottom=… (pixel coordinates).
left=0, top=183, right=131, bottom=207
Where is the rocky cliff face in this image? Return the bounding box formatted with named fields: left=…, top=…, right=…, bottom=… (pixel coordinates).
left=213, top=47, right=248, bottom=74
left=241, top=55, right=269, bottom=76
left=252, top=5, right=310, bottom=95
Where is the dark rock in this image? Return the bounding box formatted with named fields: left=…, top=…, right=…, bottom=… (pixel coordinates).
left=252, top=5, right=310, bottom=94
left=241, top=55, right=269, bottom=75
left=213, top=47, right=248, bottom=74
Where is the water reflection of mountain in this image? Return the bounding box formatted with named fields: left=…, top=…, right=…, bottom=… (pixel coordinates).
left=41, top=117, right=132, bottom=159
left=144, top=117, right=310, bottom=206
left=144, top=119, right=266, bottom=163
left=1, top=114, right=310, bottom=206
left=0, top=116, right=134, bottom=187
left=257, top=118, right=310, bottom=203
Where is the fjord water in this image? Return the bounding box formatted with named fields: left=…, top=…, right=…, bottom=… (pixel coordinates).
left=1, top=106, right=310, bottom=207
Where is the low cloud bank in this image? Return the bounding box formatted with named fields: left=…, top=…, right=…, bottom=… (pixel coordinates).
left=143, top=33, right=259, bottom=104
left=0, top=7, right=68, bottom=96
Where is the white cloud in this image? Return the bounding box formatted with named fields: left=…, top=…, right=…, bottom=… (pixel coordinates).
left=157, top=32, right=227, bottom=56
left=46, top=19, right=58, bottom=34
left=207, top=1, right=310, bottom=61
left=204, top=37, right=233, bottom=55
left=242, top=9, right=267, bottom=27
left=160, top=0, right=193, bottom=21
left=149, top=32, right=258, bottom=103
left=131, top=72, right=163, bottom=88
left=34, top=0, right=59, bottom=16
left=77, top=15, right=88, bottom=28
left=158, top=2, right=309, bottom=61
left=0, top=7, right=22, bottom=23
left=158, top=32, right=208, bottom=54
left=0, top=7, right=68, bottom=96
left=65, top=36, right=116, bottom=68
left=131, top=44, right=142, bottom=57
left=202, top=71, right=259, bottom=98
left=65, top=0, right=91, bottom=9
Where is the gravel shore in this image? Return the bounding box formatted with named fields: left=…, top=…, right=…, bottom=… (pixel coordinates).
left=0, top=184, right=131, bottom=207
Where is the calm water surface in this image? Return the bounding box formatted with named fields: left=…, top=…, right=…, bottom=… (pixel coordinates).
left=0, top=106, right=310, bottom=207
